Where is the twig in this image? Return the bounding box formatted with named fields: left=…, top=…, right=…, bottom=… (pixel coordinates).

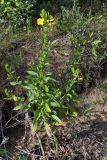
left=36, top=133, right=46, bottom=160
left=3, top=111, right=26, bottom=128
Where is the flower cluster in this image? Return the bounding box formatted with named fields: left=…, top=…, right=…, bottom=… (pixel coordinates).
left=37, top=15, right=55, bottom=27
left=37, top=18, right=44, bottom=25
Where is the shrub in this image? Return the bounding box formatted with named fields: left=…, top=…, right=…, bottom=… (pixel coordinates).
left=0, top=0, right=33, bottom=31
left=57, top=7, right=106, bottom=88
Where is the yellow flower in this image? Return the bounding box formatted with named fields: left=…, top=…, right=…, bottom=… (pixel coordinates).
left=12, top=95, right=18, bottom=102
left=37, top=18, right=44, bottom=26
left=37, top=16, right=55, bottom=27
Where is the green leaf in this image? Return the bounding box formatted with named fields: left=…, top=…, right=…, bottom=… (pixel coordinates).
left=5, top=64, right=13, bottom=74
left=10, top=82, right=18, bottom=86
left=1, top=0, right=4, bottom=5
left=44, top=122, right=52, bottom=137
left=32, top=110, right=42, bottom=132
left=44, top=85, right=49, bottom=92
left=45, top=104, right=51, bottom=112
left=93, top=39, right=101, bottom=45
left=52, top=115, right=62, bottom=124
left=27, top=71, right=37, bottom=76
left=44, top=77, right=52, bottom=82
left=67, top=94, right=72, bottom=98
left=50, top=102, right=60, bottom=107
left=33, top=110, right=42, bottom=124
left=23, top=84, right=34, bottom=90
left=51, top=39, right=58, bottom=46
left=14, top=105, right=23, bottom=111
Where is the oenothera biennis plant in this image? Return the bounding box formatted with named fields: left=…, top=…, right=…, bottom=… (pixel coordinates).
left=5, top=10, right=65, bottom=137
left=5, top=9, right=80, bottom=136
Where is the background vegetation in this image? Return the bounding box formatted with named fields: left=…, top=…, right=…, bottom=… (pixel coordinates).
left=1, top=0, right=107, bottom=159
